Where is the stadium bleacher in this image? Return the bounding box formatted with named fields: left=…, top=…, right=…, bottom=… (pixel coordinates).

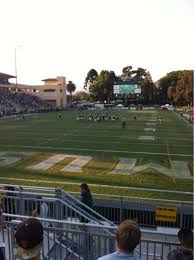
left=0, top=88, right=52, bottom=116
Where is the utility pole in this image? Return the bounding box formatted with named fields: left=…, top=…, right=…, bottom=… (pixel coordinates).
left=14, top=45, right=21, bottom=90
left=14, top=47, right=18, bottom=89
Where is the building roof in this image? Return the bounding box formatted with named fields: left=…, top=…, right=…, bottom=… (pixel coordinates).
left=0, top=72, right=16, bottom=79
left=42, top=78, right=58, bottom=82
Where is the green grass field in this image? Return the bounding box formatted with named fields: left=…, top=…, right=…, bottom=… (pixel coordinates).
left=0, top=110, right=193, bottom=201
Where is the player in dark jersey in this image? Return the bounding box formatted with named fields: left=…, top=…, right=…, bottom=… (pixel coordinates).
left=122, top=117, right=126, bottom=128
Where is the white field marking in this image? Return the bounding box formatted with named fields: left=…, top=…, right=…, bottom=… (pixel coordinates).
left=37, top=141, right=50, bottom=146
left=145, top=123, right=157, bottom=126
left=63, top=129, right=192, bottom=135
left=0, top=137, right=57, bottom=142
left=0, top=176, right=192, bottom=196
left=0, top=144, right=192, bottom=157
left=149, top=119, right=157, bottom=122
left=171, top=161, right=193, bottom=180
left=0, top=131, right=192, bottom=143
left=0, top=151, right=35, bottom=166
left=48, top=140, right=193, bottom=148
left=173, top=110, right=192, bottom=127
left=144, top=128, right=156, bottom=132
left=62, top=133, right=192, bottom=140
left=0, top=136, right=191, bottom=147
left=28, top=154, right=67, bottom=170
left=8, top=127, right=192, bottom=135
left=60, top=155, right=92, bottom=173
left=15, top=151, right=36, bottom=156
left=109, top=158, right=136, bottom=175
left=0, top=156, right=21, bottom=165
left=138, top=136, right=155, bottom=140
left=109, top=159, right=192, bottom=180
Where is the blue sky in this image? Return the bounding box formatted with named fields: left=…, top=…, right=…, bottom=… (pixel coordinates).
left=0, top=0, right=193, bottom=89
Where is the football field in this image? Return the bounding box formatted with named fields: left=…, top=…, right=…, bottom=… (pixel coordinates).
left=0, top=110, right=193, bottom=201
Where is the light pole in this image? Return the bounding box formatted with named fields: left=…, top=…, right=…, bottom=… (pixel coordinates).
left=14, top=45, right=21, bottom=90
left=14, top=47, right=18, bottom=88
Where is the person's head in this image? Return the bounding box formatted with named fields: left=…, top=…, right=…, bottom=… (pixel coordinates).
left=178, top=228, right=193, bottom=249
left=80, top=183, right=89, bottom=193
left=116, top=219, right=141, bottom=253
left=14, top=218, right=43, bottom=260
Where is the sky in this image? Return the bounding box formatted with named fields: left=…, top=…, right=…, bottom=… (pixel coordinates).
left=0, top=0, right=194, bottom=90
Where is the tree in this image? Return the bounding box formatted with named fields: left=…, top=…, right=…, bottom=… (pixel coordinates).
left=90, top=70, right=117, bottom=103
left=174, top=72, right=193, bottom=106
left=159, top=70, right=193, bottom=105
left=184, top=73, right=193, bottom=106
left=121, top=66, right=133, bottom=79
left=75, top=91, right=89, bottom=101
left=132, top=67, right=147, bottom=81
left=67, top=81, right=76, bottom=103
left=84, top=69, right=98, bottom=91
left=167, top=86, right=176, bottom=103
left=141, top=73, right=155, bottom=104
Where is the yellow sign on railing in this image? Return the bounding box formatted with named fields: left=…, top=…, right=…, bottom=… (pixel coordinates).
left=155, top=206, right=177, bottom=222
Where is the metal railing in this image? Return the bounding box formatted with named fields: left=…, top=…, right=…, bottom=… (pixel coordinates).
left=0, top=183, right=193, bottom=229
left=1, top=214, right=180, bottom=260
left=0, top=186, right=115, bottom=239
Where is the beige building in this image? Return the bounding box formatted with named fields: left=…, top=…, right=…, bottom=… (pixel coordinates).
left=0, top=73, right=67, bottom=108
left=13, top=76, right=67, bottom=108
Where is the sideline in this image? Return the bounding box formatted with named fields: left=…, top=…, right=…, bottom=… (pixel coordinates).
left=0, top=176, right=192, bottom=195
left=0, top=144, right=192, bottom=157
left=173, top=110, right=192, bottom=127
left=0, top=137, right=192, bottom=148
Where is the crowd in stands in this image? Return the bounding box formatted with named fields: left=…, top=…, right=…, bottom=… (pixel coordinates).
left=0, top=88, right=53, bottom=116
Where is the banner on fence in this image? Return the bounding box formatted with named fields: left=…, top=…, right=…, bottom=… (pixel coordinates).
left=155, top=206, right=177, bottom=222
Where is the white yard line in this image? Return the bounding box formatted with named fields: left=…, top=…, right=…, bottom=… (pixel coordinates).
left=0, top=144, right=192, bottom=157
left=0, top=135, right=193, bottom=147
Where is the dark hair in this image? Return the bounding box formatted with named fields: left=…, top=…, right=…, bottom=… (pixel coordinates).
left=116, top=220, right=141, bottom=253
left=80, top=183, right=89, bottom=191
left=178, top=228, right=193, bottom=249
left=15, top=218, right=43, bottom=249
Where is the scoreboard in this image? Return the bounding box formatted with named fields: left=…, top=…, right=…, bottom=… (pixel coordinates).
left=113, top=84, right=141, bottom=94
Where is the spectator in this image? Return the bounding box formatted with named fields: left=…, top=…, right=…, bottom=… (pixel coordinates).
left=97, top=220, right=141, bottom=260
left=0, top=88, right=52, bottom=116
left=14, top=218, right=43, bottom=260
left=80, top=183, right=93, bottom=223
left=167, top=228, right=193, bottom=260
left=32, top=196, right=48, bottom=227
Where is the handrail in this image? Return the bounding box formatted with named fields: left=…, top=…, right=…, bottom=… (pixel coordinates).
left=62, top=190, right=115, bottom=226
left=3, top=213, right=185, bottom=237
left=70, top=192, right=193, bottom=205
